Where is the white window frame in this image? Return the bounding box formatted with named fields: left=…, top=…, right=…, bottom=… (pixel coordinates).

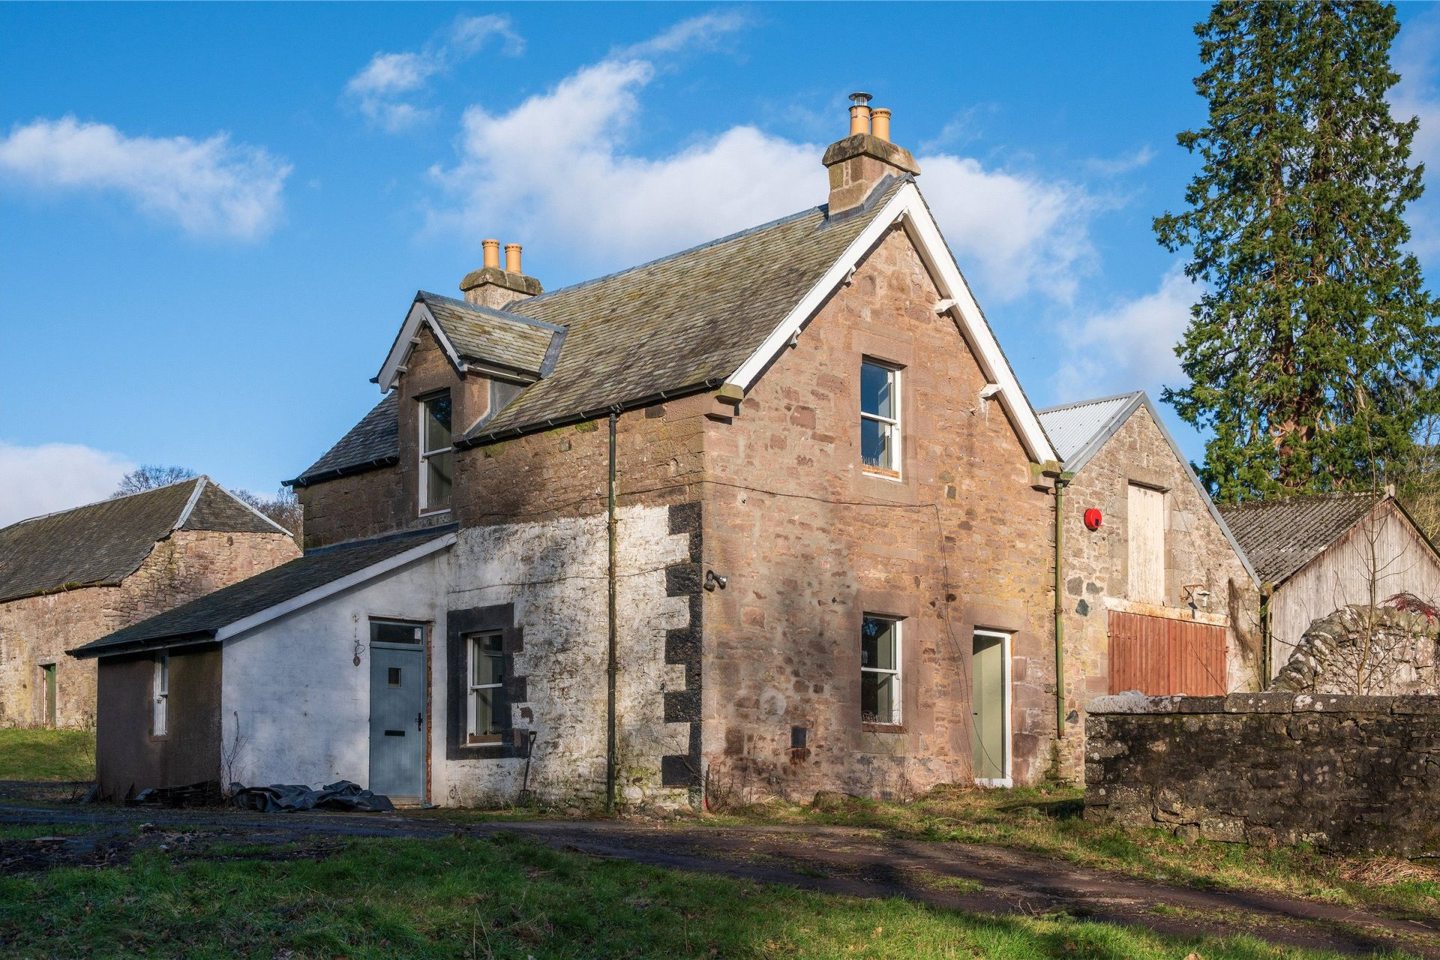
left=860, top=614, right=902, bottom=726
left=466, top=631, right=508, bottom=745
left=973, top=629, right=1013, bottom=788
left=418, top=392, right=453, bottom=516
left=152, top=653, right=169, bottom=737
left=860, top=360, right=902, bottom=477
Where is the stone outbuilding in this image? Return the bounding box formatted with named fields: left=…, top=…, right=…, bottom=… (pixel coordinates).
left=1221, top=491, right=1440, bottom=684
left=78, top=97, right=1068, bottom=807
left=1, top=478, right=298, bottom=727
left=1037, top=392, right=1260, bottom=780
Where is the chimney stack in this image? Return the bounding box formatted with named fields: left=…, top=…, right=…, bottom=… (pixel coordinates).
left=461, top=238, right=542, bottom=310
left=823, top=93, right=919, bottom=217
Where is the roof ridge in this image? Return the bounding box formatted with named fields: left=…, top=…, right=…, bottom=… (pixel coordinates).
left=1, top=475, right=203, bottom=532
left=416, top=291, right=567, bottom=333
left=1221, top=490, right=1385, bottom=512
left=1037, top=390, right=1144, bottom=415
left=511, top=200, right=834, bottom=309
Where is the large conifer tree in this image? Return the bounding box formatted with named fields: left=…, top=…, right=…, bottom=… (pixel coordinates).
left=1156, top=1, right=1439, bottom=502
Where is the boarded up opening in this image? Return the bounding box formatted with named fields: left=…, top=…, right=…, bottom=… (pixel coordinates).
left=1127, top=484, right=1165, bottom=602
left=1108, top=610, right=1226, bottom=695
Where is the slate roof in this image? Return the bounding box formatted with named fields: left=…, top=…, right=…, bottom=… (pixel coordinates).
left=292, top=177, right=908, bottom=485
left=416, top=292, right=564, bottom=379
left=1219, top=492, right=1387, bottom=585
left=1038, top=392, right=1144, bottom=471
left=69, top=526, right=455, bottom=657
left=292, top=393, right=400, bottom=486
left=0, top=478, right=289, bottom=604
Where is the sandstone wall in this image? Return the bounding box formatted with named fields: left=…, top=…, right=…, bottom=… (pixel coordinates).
left=2, top=530, right=297, bottom=728
left=1086, top=692, right=1440, bottom=856
left=1058, top=405, right=1260, bottom=779
left=702, top=227, right=1056, bottom=800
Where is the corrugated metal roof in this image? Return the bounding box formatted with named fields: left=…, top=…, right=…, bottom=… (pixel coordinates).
left=1037, top=392, right=1143, bottom=469
left=1219, top=492, right=1386, bottom=585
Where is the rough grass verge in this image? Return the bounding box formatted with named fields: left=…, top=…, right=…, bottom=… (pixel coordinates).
left=714, top=783, right=1440, bottom=919
left=0, top=833, right=1421, bottom=960
left=0, top=727, right=95, bottom=781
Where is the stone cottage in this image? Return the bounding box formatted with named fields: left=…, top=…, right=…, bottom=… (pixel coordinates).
left=1, top=478, right=298, bottom=728
left=1037, top=392, right=1259, bottom=779
left=75, top=97, right=1067, bottom=807
left=1221, top=491, right=1440, bottom=684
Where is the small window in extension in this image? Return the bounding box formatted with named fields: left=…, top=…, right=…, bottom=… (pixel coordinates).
left=419, top=392, right=453, bottom=514
left=152, top=653, right=169, bottom=737
left=467, top=632, right=511, bottom=744
left=860, top=360, right=901, bottom=474
left=861, top=615, right=901, bottom=725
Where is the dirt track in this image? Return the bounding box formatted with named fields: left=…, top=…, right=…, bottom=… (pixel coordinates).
left=2, top=795, right=1437, bottom=958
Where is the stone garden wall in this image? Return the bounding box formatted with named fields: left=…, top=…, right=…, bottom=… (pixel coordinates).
left=1085, top=692, right=1440, bottom=856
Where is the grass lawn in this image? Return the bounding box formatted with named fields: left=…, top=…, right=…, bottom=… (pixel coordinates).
left=0, top=727, right=94, bottom=781
left=0, top=832, right=1422, bottom=960
left=714, top=784, right=1440, bottom=919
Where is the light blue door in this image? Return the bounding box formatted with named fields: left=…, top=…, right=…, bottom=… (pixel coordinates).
left=369, top=644, right=425, bottom=800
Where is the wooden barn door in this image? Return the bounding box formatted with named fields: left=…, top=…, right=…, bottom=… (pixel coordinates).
left=1108, top=611, right=1227, bottom=696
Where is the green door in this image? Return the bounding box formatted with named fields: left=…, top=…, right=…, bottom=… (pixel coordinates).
left=970, top=632, right=1007, bottom=782
left=41, top=664, right=57, bottom=727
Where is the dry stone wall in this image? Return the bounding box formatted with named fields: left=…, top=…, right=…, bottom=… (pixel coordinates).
left=1086, top=692, right=1440, bottom=856
left=1273, top=605, right=1439, bottom=695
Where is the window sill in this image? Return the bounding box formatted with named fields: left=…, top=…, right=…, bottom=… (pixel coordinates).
left=862, top=722, right=905, bottom=734
left=862, top=466, right=903, bottom=483
left=418, top=508, right=453, bottom=519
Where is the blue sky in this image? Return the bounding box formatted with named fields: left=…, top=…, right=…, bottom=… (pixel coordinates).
left=2, top=2, right=1438, bottom=525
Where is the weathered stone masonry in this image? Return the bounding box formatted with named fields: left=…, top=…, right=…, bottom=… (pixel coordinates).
left=1086, top=692, right=1440, bottom=856
left=1, top=530, right=297, bottom=728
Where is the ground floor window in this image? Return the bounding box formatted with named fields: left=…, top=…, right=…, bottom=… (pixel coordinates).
left=467, top=631, right=510, bottom=743
left=861, top=614, right=902, bottom=725
left=152, top=653, right=169, bottom=737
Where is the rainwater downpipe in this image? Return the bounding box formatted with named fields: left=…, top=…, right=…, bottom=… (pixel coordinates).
left=605, top=411, right=619, bottom=814
left=1053, top=472, right=1074, bottom=739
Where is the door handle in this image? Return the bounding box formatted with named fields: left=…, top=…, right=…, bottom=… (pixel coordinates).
left=416, top=712, right=424, bottom=731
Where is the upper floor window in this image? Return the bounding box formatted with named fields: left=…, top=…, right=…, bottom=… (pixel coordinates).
left=860, top=360, right=901, bottom=474
left=419, top=392, right=453, bottom=514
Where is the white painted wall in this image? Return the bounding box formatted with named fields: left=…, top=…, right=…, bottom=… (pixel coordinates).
left=1272, top=503, right=1440, bottom=671
left=433, top=504, right=692, bottom=808
left=220, top=551, right=449, bottom=790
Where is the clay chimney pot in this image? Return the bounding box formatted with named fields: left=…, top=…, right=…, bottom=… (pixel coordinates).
left=505, top=243, right=522, bottom=274
left=482, top=238, right=500, bottom=270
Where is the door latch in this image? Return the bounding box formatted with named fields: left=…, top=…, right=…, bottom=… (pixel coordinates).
left=416, top=712, right=424, bottom=731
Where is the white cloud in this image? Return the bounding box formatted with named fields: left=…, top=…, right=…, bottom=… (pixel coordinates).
left=1053, top=264, right=1197, bottom=403
left=0, top=442, right=135, bottom=527
left=1084, top=145, right=1155, bottom=177
left=346, top=15, right=523, bottom=133
left=0, top=117, right=290, bottom=240
left=429, top=20, right=1100, bottom=305
left=612, top=10, right=749, bottom=58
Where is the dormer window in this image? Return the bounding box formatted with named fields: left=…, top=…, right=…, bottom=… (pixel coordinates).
left=419, top=392, right=453, bottom=514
